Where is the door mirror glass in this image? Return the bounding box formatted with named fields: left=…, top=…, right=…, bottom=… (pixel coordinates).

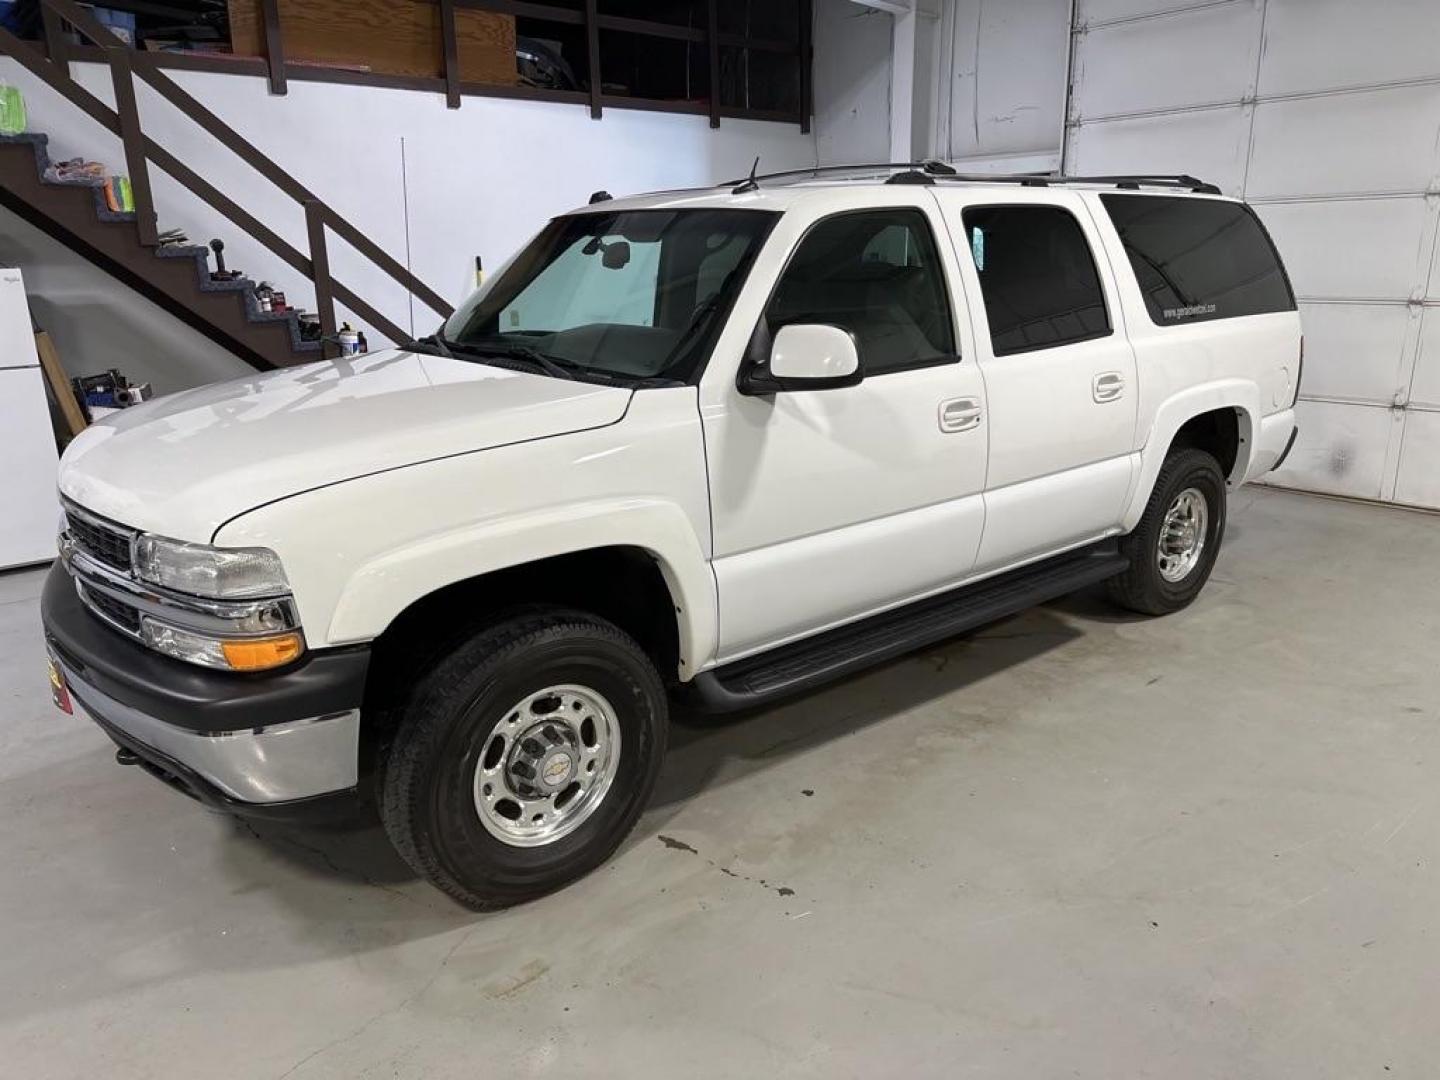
left=761, top=323, right=862, bottom=390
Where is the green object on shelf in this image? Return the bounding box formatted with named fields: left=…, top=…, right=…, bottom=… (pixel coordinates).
left=0, top=83, right=26, bottom=135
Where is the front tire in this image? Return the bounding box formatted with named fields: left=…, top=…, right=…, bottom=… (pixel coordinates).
left=1108, top=447, right=1227, bottom=615
left=380, top=609, right=667, bottom=910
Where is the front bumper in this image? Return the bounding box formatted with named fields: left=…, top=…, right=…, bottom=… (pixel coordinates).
left=41, top=564, right=370, bottom=817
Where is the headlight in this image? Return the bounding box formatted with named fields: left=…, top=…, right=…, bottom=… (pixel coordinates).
left=130, top=536, right=303, bottom=670
left=133, top=534, right=290, bottom=599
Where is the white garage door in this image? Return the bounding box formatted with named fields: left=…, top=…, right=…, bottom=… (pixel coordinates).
left=1065, top=0, right=1440, bottom=508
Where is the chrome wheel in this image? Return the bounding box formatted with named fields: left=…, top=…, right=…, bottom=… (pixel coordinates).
left=1157, top=486, right=1209, bottom=583
left=472, top=684, right=621, bottom=848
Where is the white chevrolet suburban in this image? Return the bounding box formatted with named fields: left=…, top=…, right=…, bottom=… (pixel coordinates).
left=43, top=164, right=1301, bottom=909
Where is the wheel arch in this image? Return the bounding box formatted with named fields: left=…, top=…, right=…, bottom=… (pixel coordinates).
left=1123, top=381, right=1260, bottom=532
left=327, top=500, right=717, bottom=685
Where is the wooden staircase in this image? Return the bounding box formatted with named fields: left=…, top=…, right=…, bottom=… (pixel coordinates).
left=0, top=133, right=321, bottom=369
left=0, top=0, right=452, bottom=371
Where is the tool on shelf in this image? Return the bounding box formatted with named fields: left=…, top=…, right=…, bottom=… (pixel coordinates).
left=207, top=237, right=242, bottom=282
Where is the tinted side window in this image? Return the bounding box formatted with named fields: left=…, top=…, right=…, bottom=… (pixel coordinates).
left=962, top=205, right=1111, bottom=356
left=1100, top=194, right=1296, bottom=326
left=766, top=210, right=955, bottom=375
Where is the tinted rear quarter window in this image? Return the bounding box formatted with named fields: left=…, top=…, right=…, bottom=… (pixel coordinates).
left=1100, top=194, right=1295, bottom=326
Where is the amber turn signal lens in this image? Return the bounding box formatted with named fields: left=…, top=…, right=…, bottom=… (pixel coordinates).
left=221, top=633, right=305, bottom=672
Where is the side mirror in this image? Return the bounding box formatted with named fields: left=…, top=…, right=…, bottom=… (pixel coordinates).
left=740, top=323, right=863, bottom=394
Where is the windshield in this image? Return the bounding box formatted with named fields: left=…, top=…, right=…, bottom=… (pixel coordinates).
left=441, top=208, right=778, bottom=383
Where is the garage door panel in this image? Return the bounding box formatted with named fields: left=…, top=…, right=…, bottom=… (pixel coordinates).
left=1077, top=0, right=1240, bottom=26
left=1072, top=2, right=1261, bottom=118
left=1268, top=400, right=1398, bottom=500
left=1255, top=198, right=1434, bottom=301
left=1068, top=107, right=1249, bottom=195
left=1246, top=84, right=1440, bottom=200
left=1394, top=410, right=1440, bottom=509
left=1297, top=303, right=1414, bottom=405
left=1407, top=309, right=1440, bottom=409
left=1258, top=0, right=1440, bottom=97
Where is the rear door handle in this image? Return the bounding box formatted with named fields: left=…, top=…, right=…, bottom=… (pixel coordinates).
left=1093, top=371, right=1125, bottom=403
left=939, top=397, right=983, bottom=432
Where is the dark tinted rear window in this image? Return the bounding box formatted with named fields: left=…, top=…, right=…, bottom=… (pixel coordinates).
left=962, top=205, right=1111, bottom=356
left=1101, top=194, right=1295, bottom=326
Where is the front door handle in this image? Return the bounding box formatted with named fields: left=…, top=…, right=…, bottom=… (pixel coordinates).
left=1093, top=371, right=1125, bottom=403
left=939, top=397, right=983, bottom=433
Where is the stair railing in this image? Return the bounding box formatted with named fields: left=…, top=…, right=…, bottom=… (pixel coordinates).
left=0, top=0, right=453, bottom=360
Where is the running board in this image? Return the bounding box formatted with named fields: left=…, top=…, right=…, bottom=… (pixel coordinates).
left=689, top=541, right=1129, bottom=713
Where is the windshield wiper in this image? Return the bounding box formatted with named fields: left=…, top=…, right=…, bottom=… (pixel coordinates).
left=405, top=332, right=456, bottom=359
left=409, top=333, right=579, bottom=381
left=467, top=342, right=580, bottom=381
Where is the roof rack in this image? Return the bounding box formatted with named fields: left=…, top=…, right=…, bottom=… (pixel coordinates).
left=719, top=161, right=1220, bottom=196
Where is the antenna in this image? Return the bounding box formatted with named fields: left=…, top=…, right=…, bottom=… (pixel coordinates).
left=733, top=156, right=762, bottom=195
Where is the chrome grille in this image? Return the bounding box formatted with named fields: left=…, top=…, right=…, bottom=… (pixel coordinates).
left=77, top=581, right=142, bottom=634
left=65, top=507, right=134, bottom=572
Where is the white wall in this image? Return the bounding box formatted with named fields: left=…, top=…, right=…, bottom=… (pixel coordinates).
left=0, top=55, right=818, bottom=386
left=813, top=0, right=893, bottom=165
left=1064, top=0, right=1440, bottom=510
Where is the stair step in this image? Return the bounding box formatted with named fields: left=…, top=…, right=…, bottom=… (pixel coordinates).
left=689, top=541, right=1130, bottom=712
left=2, top=130, right=338, bottom=366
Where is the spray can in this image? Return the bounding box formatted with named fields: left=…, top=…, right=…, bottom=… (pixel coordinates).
left=337, top=323, right=360, bottom=357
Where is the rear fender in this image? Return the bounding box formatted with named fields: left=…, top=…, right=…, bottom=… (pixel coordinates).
left=1123, top=380, right=1260, bottom=532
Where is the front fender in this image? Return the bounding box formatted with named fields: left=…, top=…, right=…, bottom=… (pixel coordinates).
left=1122, top=380, right=1260, bottom=532
left=213, top=386, right=716, bottom=679
left=324, top=498, right=717, bottom=678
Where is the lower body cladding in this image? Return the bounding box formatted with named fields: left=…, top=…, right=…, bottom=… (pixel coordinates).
left=40, top=564, right=369, bottom=821
left=1249, top=408, right=1299, bottom=479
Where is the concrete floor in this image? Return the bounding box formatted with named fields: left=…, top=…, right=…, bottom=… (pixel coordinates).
left=2, top=485, right=1437, bottom=1078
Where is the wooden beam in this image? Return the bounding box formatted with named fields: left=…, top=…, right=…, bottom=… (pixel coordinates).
left=304, top=201, right=337, bottom=359
left=454, top=0, right=582, bottom=24
left=706, top=0, right=720, bottom=129
left=259, top=0, right=287, bottom=95
left=800, top=0, right=813, bottom=133
left=34, top=331, right=87, bottom=437
left=40, top=4, right=68, bottom=75
left=107, top=48, right=158, bottom=246
left=439, top=0, right=461, bottom=108
left=584, top=0, right=601, bottom=119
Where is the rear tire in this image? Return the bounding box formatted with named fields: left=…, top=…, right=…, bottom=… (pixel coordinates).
left=1108, top=447, right=1227, bottom=616
left=379, top=609, right=667, bottom=910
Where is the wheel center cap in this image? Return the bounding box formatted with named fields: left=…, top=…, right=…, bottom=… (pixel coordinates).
left=541, top=751, right=574, bottom=788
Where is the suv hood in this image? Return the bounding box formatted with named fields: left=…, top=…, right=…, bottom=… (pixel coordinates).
left=58, top=349, right=633, bottom=541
